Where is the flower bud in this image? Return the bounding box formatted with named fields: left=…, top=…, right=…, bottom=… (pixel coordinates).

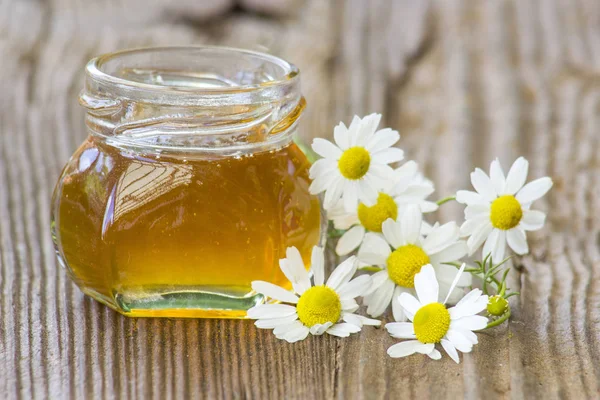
left=487, top=295, right=509, bottom=316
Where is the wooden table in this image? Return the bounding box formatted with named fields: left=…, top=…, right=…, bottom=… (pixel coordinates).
left=1, top=0, right=599, bottom=398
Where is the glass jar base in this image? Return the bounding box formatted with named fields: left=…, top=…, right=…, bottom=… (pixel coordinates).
left=80, top=287, right=264, bottom=319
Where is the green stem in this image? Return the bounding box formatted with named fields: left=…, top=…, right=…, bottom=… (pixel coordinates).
left=486, top=309, right=511, bottom=329
left=436, top=196, right=456, bottom=206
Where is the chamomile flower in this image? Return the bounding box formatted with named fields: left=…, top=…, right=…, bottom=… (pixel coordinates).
left=457, top=157, right=553, bottom=262
left=328, top=161, right=439, bottom=256
left=309, top=113, right=404, bottom=212
left=358, top=205, right=470, bottom=320
left=247, top=246, right=380, bottom=343
left=386, top=264, right=488, bottom=363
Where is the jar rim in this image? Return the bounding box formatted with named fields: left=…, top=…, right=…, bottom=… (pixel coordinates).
left=84, top=46, right=300, bottom=106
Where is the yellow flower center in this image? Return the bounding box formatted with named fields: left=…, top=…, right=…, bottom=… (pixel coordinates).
left=357, top=193, right=398, bottom=232
left=490, top=195, right=523, bottom=230
left=338, top=147, right=371, bottom=180
left=413, top=303, right=451, bottom=343
left=386, top=244, right=430, bottom=288
left=487, top=295, right=509, bottom=316
left=296, top=285, right=342, bottom=327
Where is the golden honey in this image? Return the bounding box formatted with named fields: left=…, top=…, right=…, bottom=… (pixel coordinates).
left=51, top=46, right=321, bottom=317
left=53, top=138, right=320, bottom=317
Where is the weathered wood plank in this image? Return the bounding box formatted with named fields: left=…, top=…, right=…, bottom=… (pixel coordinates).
left=1, top=0, right=600, bottom=398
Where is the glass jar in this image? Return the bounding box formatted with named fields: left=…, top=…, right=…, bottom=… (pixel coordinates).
left=51, top=47, right=322, bottom=318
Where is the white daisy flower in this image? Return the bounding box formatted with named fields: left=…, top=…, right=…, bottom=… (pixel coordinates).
left=386, top=264, right=489, bottom=363
left=328, top=161, right=439, bottom=256
left=456, top=157, right=553, bottom=262
left=309, top=113, right=404, bottom=212
left=358, top=205, right=470, bottom=320
left=247, top=246, right=380, bottom=343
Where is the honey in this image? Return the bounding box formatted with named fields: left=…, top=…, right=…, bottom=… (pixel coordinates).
left=52, top=46, right=320, bottom=318
left=53, top=138, right=321, bottom=317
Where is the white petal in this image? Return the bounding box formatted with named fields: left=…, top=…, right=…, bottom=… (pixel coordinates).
left=358, top=233, right=392, bottom=266
left=273, top=321, right=301, bottom=336
left=504, top=157, right=529, bottom=194
left=442, top=263, right=466, bottom=304
left=467, top=222, right=493, bottom=255
left=372, top=147, right=404, bottom=164
left=446, top=329, right=473, bottom=353
left=453, top=327, right=478, bottom=345
left=381, top=218, right=404, bottom=249
left=311, top=246, right=325, bottom=286
left=507, top=228, right=529, bottom=255
left=247, top=304, right=298, bottom=319
left=434, top=264, right=472, bottom=288
left=421, top=221, right=433, bottom=237
left=452, top=315, right=488, bottom=331
left=427, top=349, right=442, bottom=360
left=331, top=213, right=360, bottom=231
left=279, top=323, right=310, bottom=343
left=470, top=168, right=497, bottom=202
left=342, top=180, right=359, bottom=214
left=312, top=138, right=342, bottom=159
left=365, top=127, right=400, bottom=153
left=464, top=204, right=491, bottom=219
left=387, top=340, right=433, bottom=358
left=309, top=159, right=337, bottom=184
left=440, top=282, right=465, bottom=305
left=456, top=190, right=487, bottom=205
left=392, top=160, right=418, bottom=190
left=485, top=229, right=507, bottom=263
left=255, top=314, right=298, bottom=329
left=326, top=256, right=358, bottom=290
left=341, top=298, right=360, bottom=313
left=251, top=281, right=299, bottom=304
left=489, top=158, right=506, bottom=195
left=342, top=313, right=363, bottom=327
left=385, top=322, right=416, bottom=339
left=460, top=215, right=489, bottom=237
left=441, top=339, right=460, bottom=364
left=323, top=177, right=345, bottom=210
left=449, top=290, right=488, bottom=319
left=414, top=265, right=439, bottom=305
left=520, top=210, right=546, bottom=231
left=326, top=323, right=361, bottom=337
left=366, top=165, right=395, bottom=190
left=347, top=116, right=363, bottom=146
left=429, top=241, right=467, bottom=264
left=401, top=205, right=423, bottom=245
left=400, top=185, right=435, bottom=200
left=357, top=177, right=380, bottom=207
left=366, top=278, right=395, bottom=317
left=422, top=221, right=460, bottom=255
left=398, top=292, right=422, bottom=320
left=392, top=286, right=408, bottom=322
left=281, top=246, right=311, bottom=294
left=338, top=275, right=372, bottom=299
left=420, top=201, right=439, bottom=213
left=309, top=172, right=337, bottom=196
left=516, top=177, right=553, bottom=204
left=353, top=314, right=382, bottom=326
left=333, top=122, right=350, bottom=150
left=362, top=269, right=391, bottom=296
left=355, top=113, right=381, bottom=146
left=336, top=225, right=365, bottom=256
left=310, top=322, right=333, bottom=336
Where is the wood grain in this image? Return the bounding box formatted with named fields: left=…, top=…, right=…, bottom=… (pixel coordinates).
left=1, top=0, right=600, bottom=398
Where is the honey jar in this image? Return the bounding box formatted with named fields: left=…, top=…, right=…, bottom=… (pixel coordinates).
left=51, top=47, right=322, bottom=318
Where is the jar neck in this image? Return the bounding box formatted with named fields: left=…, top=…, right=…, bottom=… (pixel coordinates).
left=80, top=47, right=304, bottom=156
